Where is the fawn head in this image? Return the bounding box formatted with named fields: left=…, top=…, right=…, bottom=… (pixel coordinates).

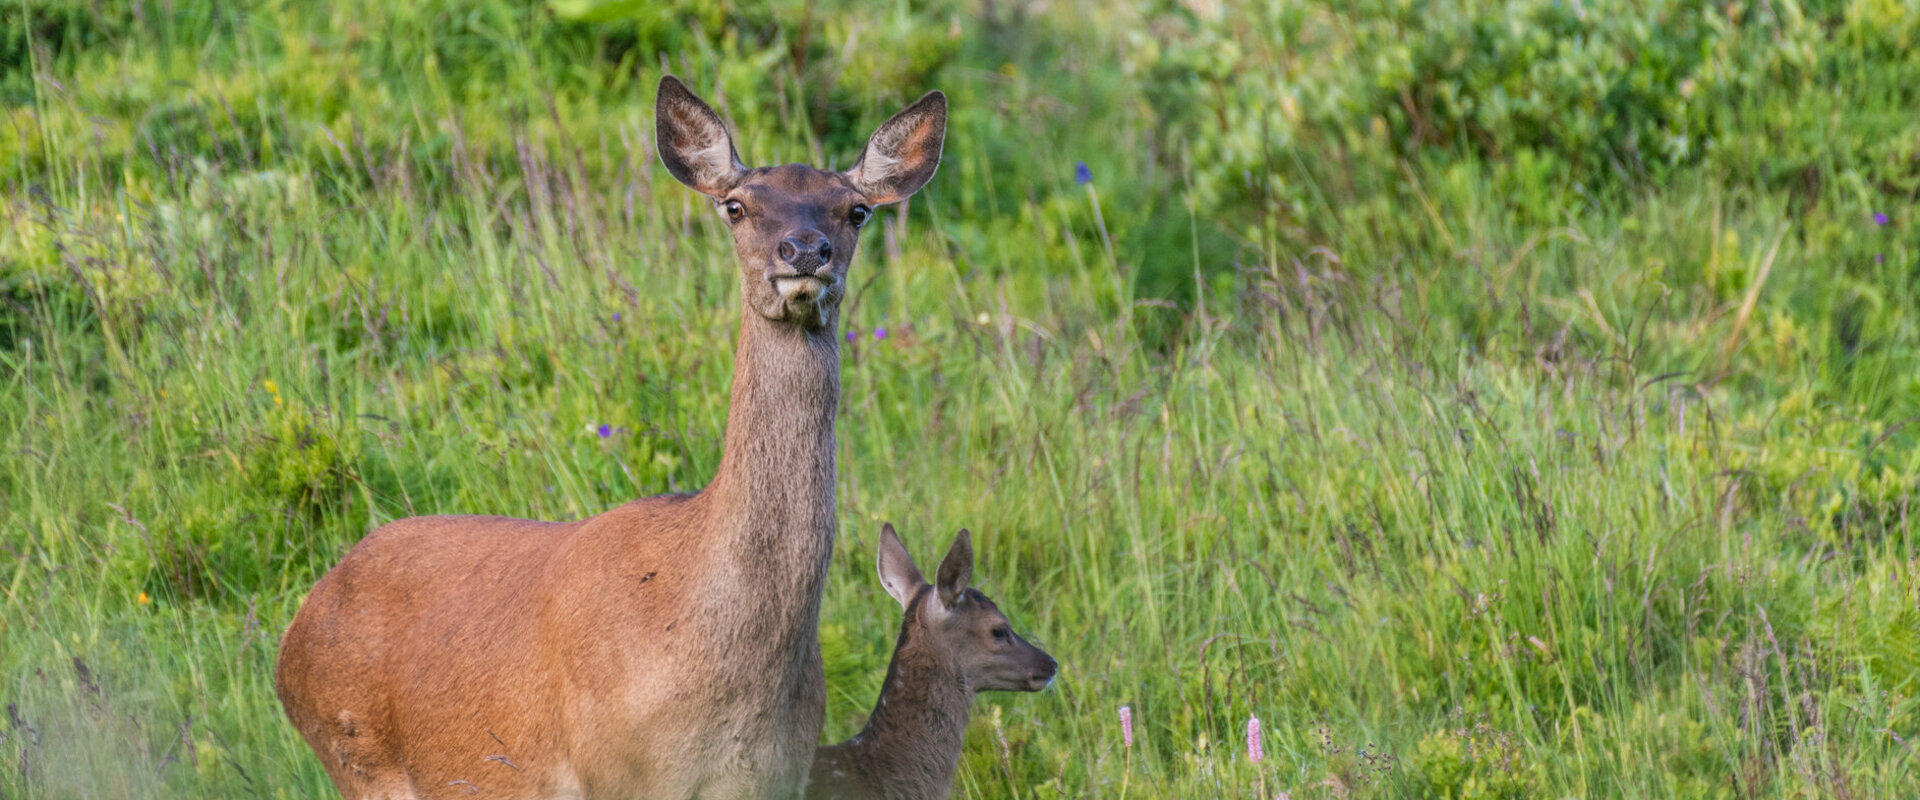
left=655, top=76, right=947, bottom=330
left=876, top=524, right=1057, bottom=693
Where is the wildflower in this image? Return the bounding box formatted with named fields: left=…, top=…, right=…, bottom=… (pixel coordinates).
left=846, top=330, right=858, bottom=343
left=1074, top=161, right=1093, bottom=185
left=1119, top=705, right=1134, bottom=748
left=138, top=592, right=150, bottom=605
left=873, top=327, right=888, bottom=340
left=1246, top=716, right=1263, bottom=763
left=262, top=379, right=279, bottom=395
left=1877, top=253, right=1886, bottom=263
left=977, top=312, right=990, bottom=325
left=596, top=424, right=612, bottom=438
left=613, top=312, right=622, bottom=321
left=1873, top=212, right=1890, bottom=226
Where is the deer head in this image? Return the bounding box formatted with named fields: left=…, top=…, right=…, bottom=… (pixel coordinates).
left=656, top=76, right=947, bottom=331
left=877, top=524, right=1058, bottom=692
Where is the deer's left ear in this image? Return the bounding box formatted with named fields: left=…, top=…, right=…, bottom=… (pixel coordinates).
left=876, top=523, right=926, bottom=610
left=845, top=91, right=947, bottom=206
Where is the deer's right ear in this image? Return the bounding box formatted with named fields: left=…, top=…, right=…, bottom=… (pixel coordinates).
left=655, top=75, right=747, bottom=198
left=934, top=528, right=973, bottom=610
left=876, top=523, right=926, bottom=610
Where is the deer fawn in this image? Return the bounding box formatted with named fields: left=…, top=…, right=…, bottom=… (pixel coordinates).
left=274, top=76, right=946, bottom=799
left=807, top=525, right=1058, bottom=800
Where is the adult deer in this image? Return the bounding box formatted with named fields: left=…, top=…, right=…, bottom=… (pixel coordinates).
left=275, top=76, right=947, bottom=799
left=807, top=525, right=1057, bottom=800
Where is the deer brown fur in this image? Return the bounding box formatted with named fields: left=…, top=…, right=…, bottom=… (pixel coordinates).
left=274, top=76, right=947, bottom=800
left=806, top=525, right=1057, bottom=800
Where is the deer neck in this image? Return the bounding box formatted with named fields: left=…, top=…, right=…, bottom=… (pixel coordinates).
left=843, top=632, right=974, bottom=799
left=701, top=306, right=841, bottom=603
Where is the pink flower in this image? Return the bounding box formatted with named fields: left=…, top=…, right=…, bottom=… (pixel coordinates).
left=1246, top=716, right=1263, bottom=763
left=1119, top=705, right=1134, bottom=748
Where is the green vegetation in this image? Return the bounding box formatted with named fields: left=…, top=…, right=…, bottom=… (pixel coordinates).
left=4, top=0, right=1918, bottom=796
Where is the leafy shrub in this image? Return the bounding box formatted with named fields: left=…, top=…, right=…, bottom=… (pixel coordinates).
left=1413, top=722, right=1534, bottom=800
left=1129, top=0, right=1920, bottom=219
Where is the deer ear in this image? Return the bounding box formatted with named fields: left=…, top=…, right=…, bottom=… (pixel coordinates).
left=656, top=75, right=747, bottom=197
left=845, top=91, right=947, bottom=206
left=876, top=523, right=925, bottom=610
left=934, top=528, right=972, bottom=609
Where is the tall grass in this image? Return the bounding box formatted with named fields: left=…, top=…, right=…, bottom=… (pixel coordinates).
left=4, top=1, right=1917, bottom=797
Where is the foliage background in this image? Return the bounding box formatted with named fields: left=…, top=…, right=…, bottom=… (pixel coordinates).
left=4, top=0, right=1919, bottom=796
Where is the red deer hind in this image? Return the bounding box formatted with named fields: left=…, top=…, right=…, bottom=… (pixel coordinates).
left=274, top=76, right=947, bottom=799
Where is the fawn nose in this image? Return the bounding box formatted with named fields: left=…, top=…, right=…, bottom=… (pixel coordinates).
left=777, top=232, right=833, bottom=274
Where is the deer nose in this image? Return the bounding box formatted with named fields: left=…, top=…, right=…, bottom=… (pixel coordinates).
left=777, top=232, right=833, bottom=273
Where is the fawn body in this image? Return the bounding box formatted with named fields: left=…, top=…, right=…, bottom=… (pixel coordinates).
left=807, top=525, right=1057, bottom=800
left=274, top=77, right=946, bottom=799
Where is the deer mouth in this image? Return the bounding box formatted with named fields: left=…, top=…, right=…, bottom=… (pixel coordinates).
left=1026, top=660, right=1058, bottom=691
left=771, top=274, right=838, bottom=308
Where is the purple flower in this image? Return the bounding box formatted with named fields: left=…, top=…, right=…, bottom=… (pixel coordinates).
left=596, top=424, right=612, bottom=438
left=1878, top=253, right=1887, bottom=263
left=1074, top=161, right=1093, bottom=185
left=874, top=327, right=888, bottom=340
left=846, top=330, right=858, bottom=343
left=1873, top=212, right=1890, bottom=227
left=1246, top=716, right=1263, bottom=764
left=612, top=312, right=622, bottom=321
left=1118, top=705, right=1133, bottom=748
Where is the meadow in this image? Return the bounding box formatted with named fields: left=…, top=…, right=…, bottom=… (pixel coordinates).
left=4, top=0, right=1919, bottom=796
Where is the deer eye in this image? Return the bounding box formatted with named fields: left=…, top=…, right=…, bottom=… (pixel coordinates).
left=724, top=200, right=746, bottom=223
left=991, top=627, right=1010, bottom=644
left=848, top=205, right=871, bottom=228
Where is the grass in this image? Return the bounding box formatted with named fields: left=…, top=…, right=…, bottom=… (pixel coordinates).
left=4, top=0, right=1919, bottom=797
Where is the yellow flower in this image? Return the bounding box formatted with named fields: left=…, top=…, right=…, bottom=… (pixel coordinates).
left=262, top=379, right=280, bottom=395
left=138, top=592, right=150, bottom=605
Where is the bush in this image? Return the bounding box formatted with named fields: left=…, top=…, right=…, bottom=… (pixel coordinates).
left=1130, top=0, right=1920, bottom=219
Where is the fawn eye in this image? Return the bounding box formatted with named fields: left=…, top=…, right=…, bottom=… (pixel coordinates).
left=848, top=205, right=871, bottom=228
left=991, top=627, right=1010, bottom=643
left=724, top=200, right=746, bottom=223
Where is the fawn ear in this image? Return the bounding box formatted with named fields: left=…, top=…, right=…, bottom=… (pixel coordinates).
left=934, top=528, right=973, bottom=610
left=876, top=523, right=926, bottom=610
left=656, top=75, right=747, bottom=198
left=845, top=91, right=947, bottom=206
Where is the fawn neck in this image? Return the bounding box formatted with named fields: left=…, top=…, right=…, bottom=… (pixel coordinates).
left=844, top=624, right=975, bottom=797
